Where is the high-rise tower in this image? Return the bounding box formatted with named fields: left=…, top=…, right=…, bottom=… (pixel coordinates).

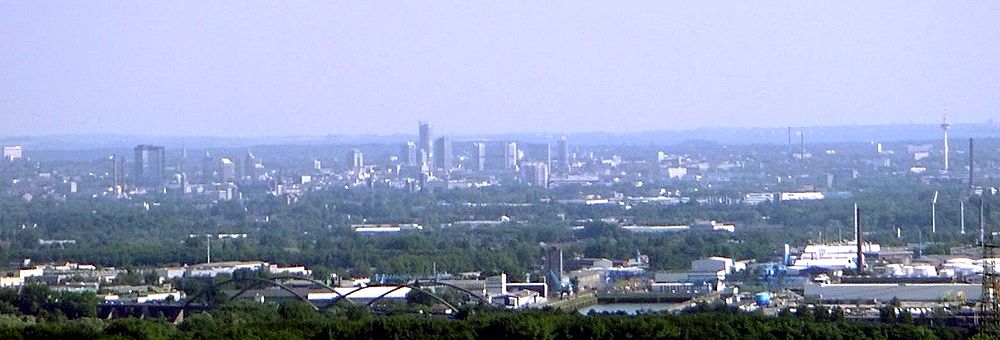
left=418, top=121, right=432, bottom=167
left=400, top=142, right=417, bottom=166
left=133, top=145, right=166, bottom=189
left=433, top=137, right=452, bottom=174
left=557, top=136, right=570, bottom=173
left=347, top=149, right=364, bottom=170
left=111, top=154, right=126, bottom=189
left=520, top=162, right=550, bottom=188
left=472, top=142, right=486, bottom=172
left=504, top=142, right=518, bottom=171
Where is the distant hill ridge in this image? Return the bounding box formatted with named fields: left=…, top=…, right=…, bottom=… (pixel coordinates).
left=3, top=123, right=1000, bottom=150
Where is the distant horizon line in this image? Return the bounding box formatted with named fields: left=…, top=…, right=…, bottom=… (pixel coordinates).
left=4, top=121, right=998, bottom=140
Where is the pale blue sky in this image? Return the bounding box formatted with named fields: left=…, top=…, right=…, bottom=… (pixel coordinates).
left=2, top=2, right=999, bottom=137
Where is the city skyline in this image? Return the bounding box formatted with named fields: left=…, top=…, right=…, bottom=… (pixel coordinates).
left=3, top=2, right=999, bottom=137
left=4, top=2, right=1000, bottom=335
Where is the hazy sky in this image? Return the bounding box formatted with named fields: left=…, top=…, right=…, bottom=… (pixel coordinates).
left=3, top=2, right=999, bottom=137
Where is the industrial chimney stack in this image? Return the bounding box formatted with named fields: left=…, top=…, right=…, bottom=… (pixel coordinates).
left=942, top=114, right=950, bottom=172
left=970, top=138, right=975, bottom=191
left=855, top=204, right=864, bottom=272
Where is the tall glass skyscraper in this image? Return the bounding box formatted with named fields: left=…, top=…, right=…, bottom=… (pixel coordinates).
left=133, top=145, right=165, bottom=188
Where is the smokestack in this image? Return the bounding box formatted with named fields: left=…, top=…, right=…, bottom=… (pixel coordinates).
left=969, top=138, right=975, bottom=191
left=942, top=114, right=950, bottom=172
left=961, top=199, right=966, bottom=234
left=981, top=196, right=986, bottom=245
left=800, top=130, right=805, bottom=159
left=855, top=203, right=863, bottom=272
left=783, top=244, right=790, bottom=265
left=918, top=227, right=923, bottom=258
left=206, top=235, right=212, bottom=264
left=787, top=127, right=792, bottom=155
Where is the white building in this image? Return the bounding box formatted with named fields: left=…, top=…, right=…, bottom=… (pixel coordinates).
left=491, top=289, right=545, bottom=309
left=691, top=257, right=735, bottom=274
left=268, top=265, right=312, bottom=277
left=352, top=224, right=423, bottom=234
left=185, top=261, right=268, bottom=277
left=307, top=286, right=411, bottom=304
left=788, top=243, right=881, bottom=272
left=666, top=167, right=688, bottom=179
left=3, top=146, right=22, bottom=161
left=136, top=291, right=185, bottom=303
left=744, top=193, right=775, bottom=205
left=780, top=192, right=825, bottom=201
left=621, top=225, right=690, bottom=232
left=156, top=267, right=187, bottom=280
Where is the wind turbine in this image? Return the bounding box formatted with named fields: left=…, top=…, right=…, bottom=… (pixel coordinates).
left=932, top=191, right=938, bottom=234
left=961, top=199, right=966, bottom=234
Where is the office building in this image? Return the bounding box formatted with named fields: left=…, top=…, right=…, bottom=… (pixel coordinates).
left=133, top=145, right=166, bottom=188
left=483, top=141, right=512, bottom=172
left=433, top=137, right=452, bottom=173
left=419, top=121, right=432, bottom=166
left=556, top=136, right=570, bottom=173
left=3, top=146, right=22, bottom=161
left=521, top=143, right=551, bottom=167
left=242, top=151, right=263, bottom=181
left=112, top=154, right=126, bottom=188
left=505, top=142, right=518, bottom=171
left=520, top=162, right=549, bottom=188
left=347, top=149, right=363, bottom=170
left=201, top=152, right=215, bottom=183
left=220, top=158, right=236, bottom=182
left=179, top=147, right=188, bottom=173
left=472, top=142, right=486, bottom=172
left=418, top=150, right=430, bottom=172
left=400, top=142, right=417, bottom=166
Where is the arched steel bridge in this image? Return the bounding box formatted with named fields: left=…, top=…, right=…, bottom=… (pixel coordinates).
left=182, top=276, right=490, bottom=311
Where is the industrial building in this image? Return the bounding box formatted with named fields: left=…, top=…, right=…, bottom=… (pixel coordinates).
left=786, top=243, right=880, bottom=273
left=351, top=224, right=423, bottom=234
left=804, top=281, right=980, bottom=302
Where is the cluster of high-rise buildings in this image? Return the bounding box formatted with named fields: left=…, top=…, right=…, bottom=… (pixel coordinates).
left=104, top=145, right=272, bottom=201
left=386, top=121, right=568, bottom=188
left=94, top=121, right=573, bottom=198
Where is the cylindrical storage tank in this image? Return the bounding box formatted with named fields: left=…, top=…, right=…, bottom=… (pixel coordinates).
left=902, top=266, right=914, bottom=277
left=956, top=264, right=983, bottom=277
left=886, top=264, right=904, bottom=277
left=754, top=292, right=771, bottom=306
left=947, top=257, right=974, bottom=265
left=912, top=265, right=937, bottom=277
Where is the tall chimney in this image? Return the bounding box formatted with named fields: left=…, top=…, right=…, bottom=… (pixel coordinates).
left=800, top=130, right=805, bottom=159
left=969, top=138, right=975, bottom=191
left=942, top=115, right=950, bottom=172
left=855, top=204, right=863, bottom=272
left=787, top=127, right=792, bottom=155
left=981, top=197, right=986, bottom=245
left=783, top=244, right=790, bottom=265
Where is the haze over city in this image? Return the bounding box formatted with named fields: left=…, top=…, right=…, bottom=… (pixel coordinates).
left=7, top=2, right=1000, bottom=338
left=3, top=2, right=999, bottom=137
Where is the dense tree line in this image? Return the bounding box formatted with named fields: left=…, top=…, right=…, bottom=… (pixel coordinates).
left=0, top=285, right=977, bottom=339
left=0, top=300, right=971, bottom=339
left=0, top=285, right=96, bottom=320
left=0, top=185, right=996, bottom=275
